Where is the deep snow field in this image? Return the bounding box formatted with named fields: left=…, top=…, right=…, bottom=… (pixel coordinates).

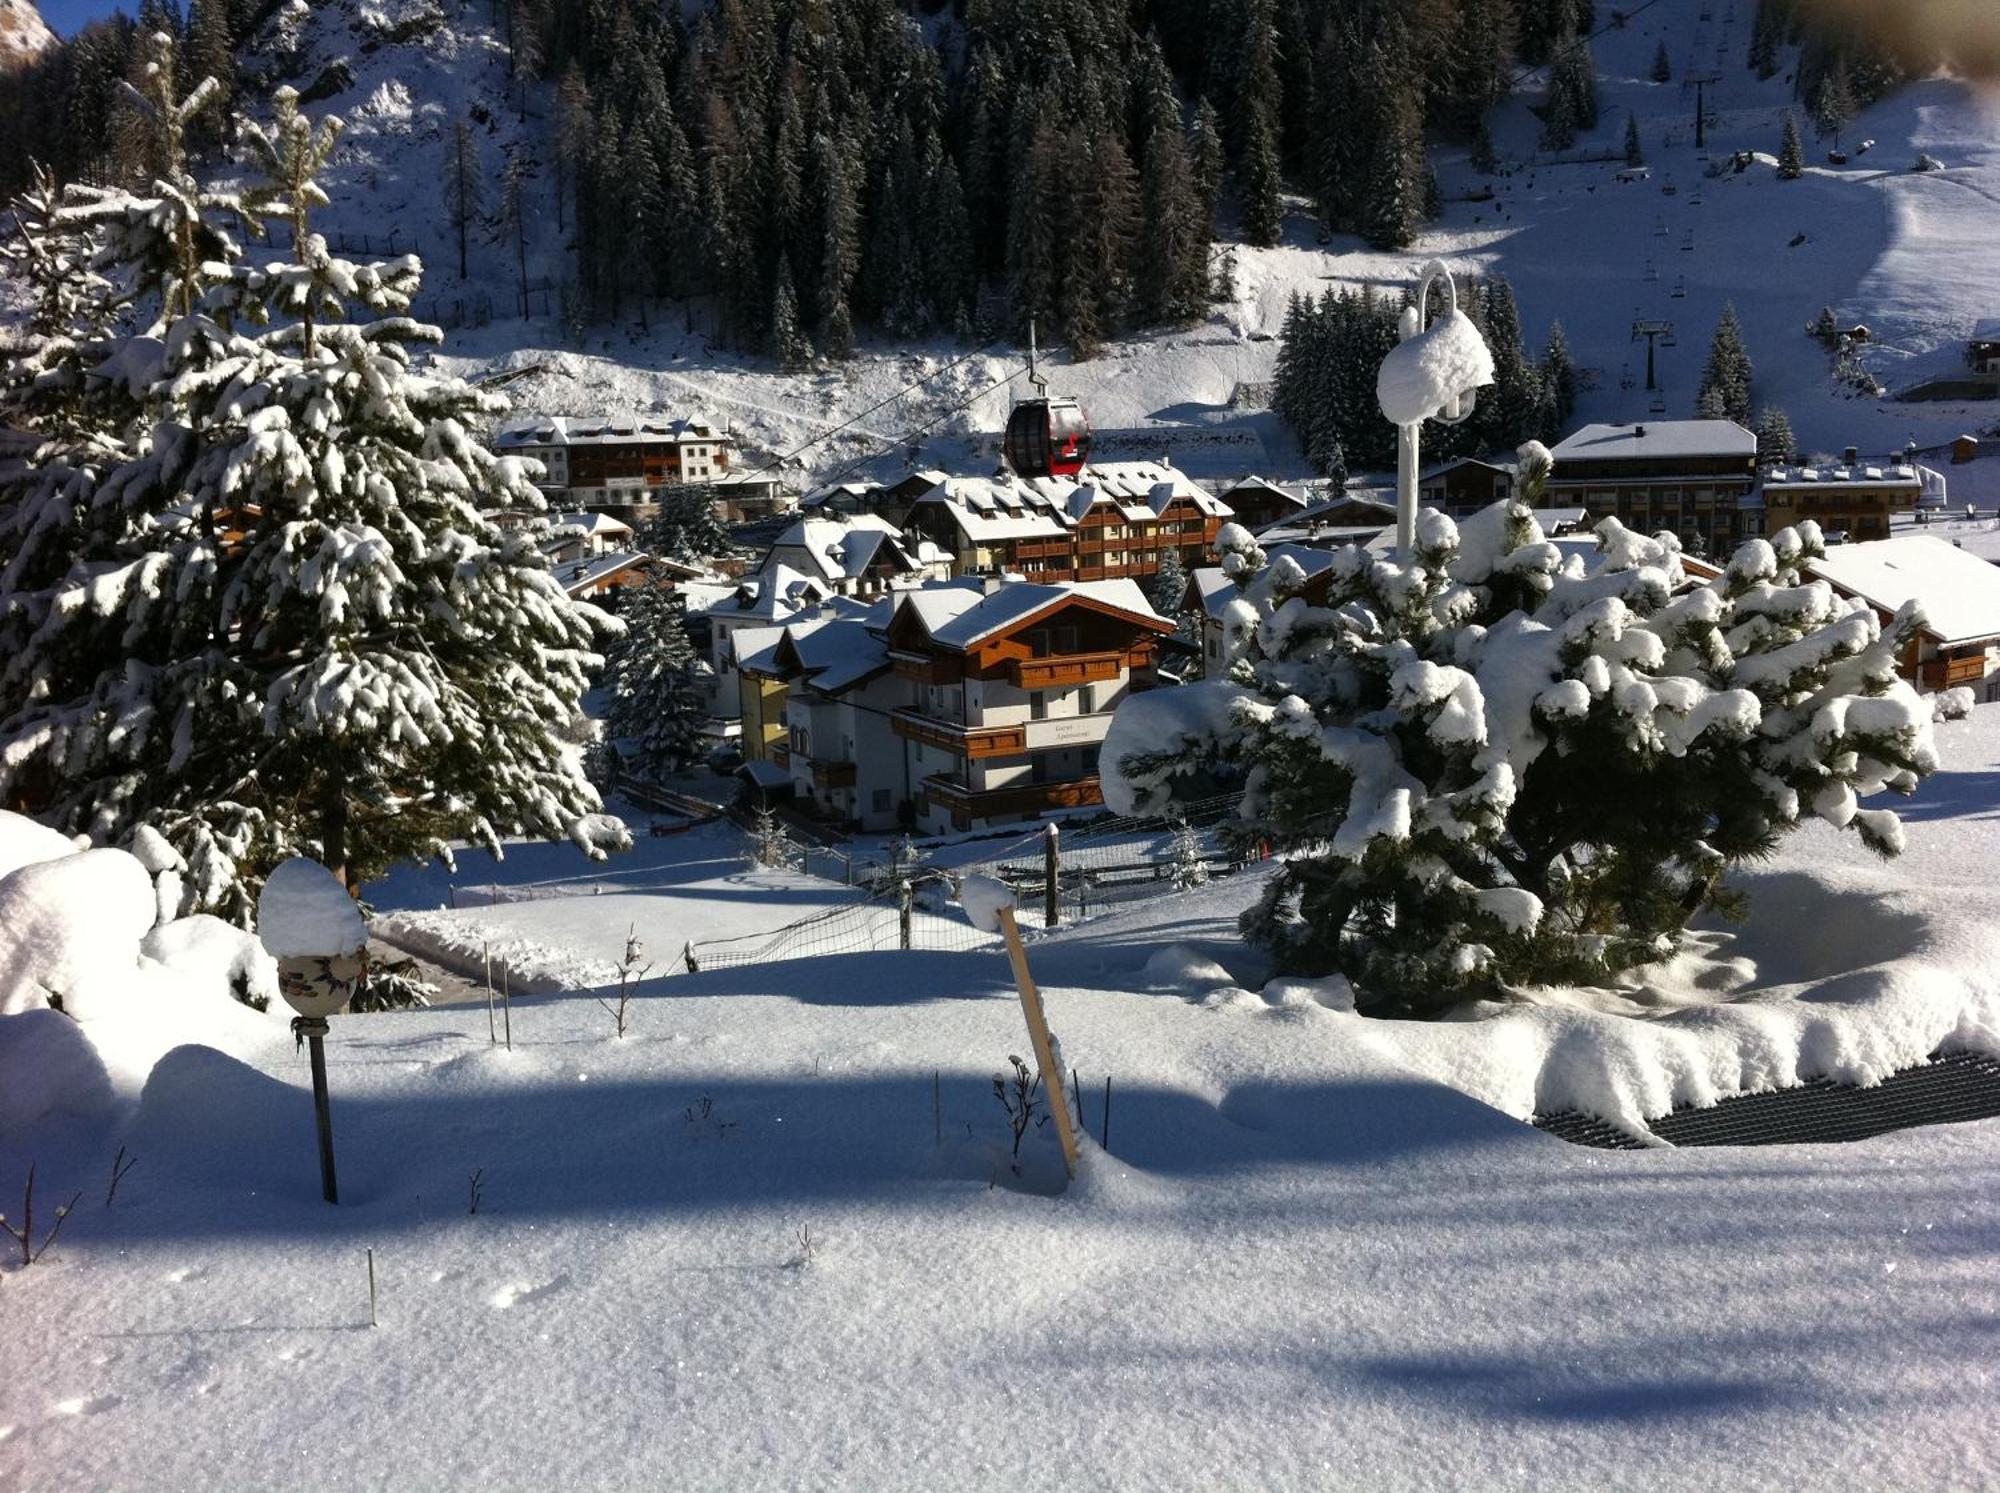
left=261, top=0, right=2000, bottom=490
left=5, top=705, right=2000, bottom=1488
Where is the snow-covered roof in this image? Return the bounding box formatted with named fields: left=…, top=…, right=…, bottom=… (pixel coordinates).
left=700, top=563, right=830, bottom=623
left=1807, top=535, right=2000, bottom=647
left=554, top=550, right=650, bottom=595
left=1188, top=544, right=1341, bottom=620
left=1220, top=476, right=1310, bottom=507
left=495, top=413, right=728, bottom=448
left=736, top=759, right=792, bottom=790
left=551, top=511, right=634, bottom=537
left=784, top=617, right=892, bottom=695
left=922, top=579, right=1167, bottom=651
left=765, top=514, right=916, bottom=583
left=1551, top=421, right=1758, bottom=462
left=1419, top=456, right=1517, bottom=481
left=908, top=461, right=1228, bottom=542
left=1762, top=464, right=1923, bottom=490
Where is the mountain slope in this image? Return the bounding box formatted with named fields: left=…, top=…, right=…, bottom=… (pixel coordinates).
left=0, top=0, right=53, bottom=70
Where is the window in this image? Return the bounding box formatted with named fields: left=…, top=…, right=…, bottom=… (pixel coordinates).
left=1055, top=625, right=1080, bottom=654
left=1031, top=692, right=1049, bottom=722
left=873, top=789, right=892, bottom=813
left=1080, top=684, right=1097, bottom=714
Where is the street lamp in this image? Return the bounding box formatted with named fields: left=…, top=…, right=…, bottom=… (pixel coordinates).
left=259, top=858, right=369, bottom=1205
left=1376, top=259, right=1496, bottom=557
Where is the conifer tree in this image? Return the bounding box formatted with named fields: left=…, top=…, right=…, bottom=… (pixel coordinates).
left=444, top=117, right=482, bottom=281
left=770, top=258, right=812, bottom=370
left=601, top=580, right=708, bottom=781
left=1778, top=110, right=1805, bottom=178
left=644, top=485, right=731, bottom=564
left=1754, top=405, right=1797, bottom=466
left=1479, top=276, right=1541, bottom=450
left=1652, top=40, right=1673, bottom=83
left=1541, top=320, right=1578, bottom=432
left=1625, top=112, right=1644, bottom=167
left=1471, top=116, right=1499, bottom=174
left=553, top=63, right=592, bottom=235
left=1149, top=548, right=1190, bottom=621
left=0, top=71, right=617, bottom=916
left=1698, top=302, right=1755, bottom=424
left=1190, top=97, right=1225, bottom=242
left=1105, top=510, right=1939, bottom=1016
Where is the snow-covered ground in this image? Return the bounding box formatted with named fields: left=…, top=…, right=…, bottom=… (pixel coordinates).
left=6, top=707, right=2000, bottom=1488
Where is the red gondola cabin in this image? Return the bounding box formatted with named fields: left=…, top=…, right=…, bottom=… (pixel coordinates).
left=1003, top=396, right=1091, bottom=479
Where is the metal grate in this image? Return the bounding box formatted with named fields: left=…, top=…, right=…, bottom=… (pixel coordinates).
left=1534, top=1050, right=2000, bottom=1149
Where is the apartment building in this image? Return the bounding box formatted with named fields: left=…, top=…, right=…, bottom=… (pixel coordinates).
left=1761, top=451, right=1939, bottom=542
left=732, top=579, right=1173, bottom=834
left=493, top=414, right=787, bottom=522
left=900, top=461, right=1232, bottom=583
left=1547, top=420, right=1761, bottom=552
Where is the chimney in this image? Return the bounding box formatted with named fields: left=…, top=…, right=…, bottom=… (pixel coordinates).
left=1844, top=445, right=1859, bottom=466
left=1634, top=424, right=1647, bottom=438
left=982, top=574, right=1005, bottom=596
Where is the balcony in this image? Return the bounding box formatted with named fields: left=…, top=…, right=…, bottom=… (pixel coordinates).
left=891, top=708, right=1025, bottom=759
left=922, top=773, right=1104, bottom=823
left=1921, top=651, right=1990, bottom=691
left=810, top=758, right=856, bottom=789
left=1010, top=650, right=1128, bottom=690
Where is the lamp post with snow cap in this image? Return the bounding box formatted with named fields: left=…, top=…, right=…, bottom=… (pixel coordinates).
left=1376, top=260, right=1496, bottom=557
left=259, top=858, right=369, bottom=1205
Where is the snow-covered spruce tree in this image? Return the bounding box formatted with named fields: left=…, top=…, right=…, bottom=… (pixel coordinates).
left=601, top=578, right=707, bottom=782
left=0, top=72, right=618, bottom=918
left=1169, top=815, right=1210, bottom=891
left=643, top=484, right=731, bottom=565
left=1103, top=508, right=1938, bottom=1017
left=1698, top=302, right=1755, bottom=425
left=1149, top=548, right=1190, bottom=621
left=1754, top=405, right=1796, bottom=467
left=1778, top=111, right=1805, bottom=179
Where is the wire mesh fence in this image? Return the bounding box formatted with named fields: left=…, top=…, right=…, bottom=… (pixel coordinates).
left=687, top=793, right=1265, bottom=975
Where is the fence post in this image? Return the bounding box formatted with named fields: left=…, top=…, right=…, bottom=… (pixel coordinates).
left=683, top=940, right=698, bottom=974
left=1044, top=823, right=1060, bottom=930
left=899, top=880, right=913, bottom=951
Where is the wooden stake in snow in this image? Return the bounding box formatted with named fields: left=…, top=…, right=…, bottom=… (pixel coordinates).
left=960, top=877, right=1080, bottom=1177
left=366, top=1247, right=377, bottom=1328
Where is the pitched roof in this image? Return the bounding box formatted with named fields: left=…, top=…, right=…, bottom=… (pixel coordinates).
left=1807, top=535, right=2000, bottom=647
left=922, top=579, right=1168, bottom=651
left=1551, top=420, right=1757, bottom=462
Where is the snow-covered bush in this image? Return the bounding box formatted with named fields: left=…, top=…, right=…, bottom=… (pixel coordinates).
left=1933, top=686, right=1976, bottom=723
left=1103, top=507, right=1938, bottom=1017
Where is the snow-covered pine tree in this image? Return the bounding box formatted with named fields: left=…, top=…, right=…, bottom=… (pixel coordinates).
left=1169, top=815, right=1210, bottom=891
left=1624, top=113, right=1644, bottom=167
left=770, top=259, right=813, bottom=370
left=747, top=804, right=795, bottom=870
left=601, top=578, right=707, bottom=782
left=1808, top=306, right=1841, bottom=344
left=1105, top=507, right=1939, bottom=1016
left=1541, top=320, right=1578, bottom=432
left=1149, top=547, right=1191, bottom=622
left=0, top=70, right=620, bottom=918
left=1478, top=275, right=1541, bottom=451
left=1651, top=40, right=1672, bottom=84
left=1778, top=111, right=1805, bottom=179
left=643, top=484, right=731, bottom=565
left=1698, top=302, right=1755, bottom=424
left=1754, top=406, right=1796, bottom=466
